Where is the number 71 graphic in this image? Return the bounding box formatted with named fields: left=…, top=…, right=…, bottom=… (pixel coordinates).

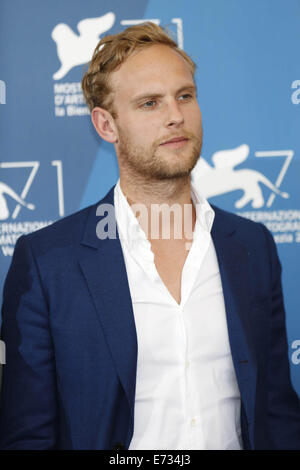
left=0, top=160, right=64, bottom=218
left=254, top=150, right=294, bottom=207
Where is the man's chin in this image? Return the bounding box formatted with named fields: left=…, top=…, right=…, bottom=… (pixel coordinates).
left=156, top=145, right=200, bottom=171
left=149, top=161, right=199, bottom=180
left=157, top=154, right=200, bottom=179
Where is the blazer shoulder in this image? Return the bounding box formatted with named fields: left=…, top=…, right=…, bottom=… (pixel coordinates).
left=211, top=203, right=274, bottom=248
left=24, top=203, right=94, bottom=251
left=211, top=203, right=266, bottom=231
left=23, top=185, right=116, bottom=254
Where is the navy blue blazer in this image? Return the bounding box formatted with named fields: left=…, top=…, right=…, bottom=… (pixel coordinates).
left=0, top=185, right=300, bottom=450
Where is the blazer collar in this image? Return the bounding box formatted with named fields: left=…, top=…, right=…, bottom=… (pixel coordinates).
left=80, top=185, right=115, bottom=249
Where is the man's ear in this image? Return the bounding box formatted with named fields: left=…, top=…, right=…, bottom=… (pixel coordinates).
left=91, top=107, right=118, bottom=143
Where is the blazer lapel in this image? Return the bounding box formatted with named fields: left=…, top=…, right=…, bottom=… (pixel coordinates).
left=78, top=186, right=137, bottom=425
left=211, top=205, right=257, bottom=443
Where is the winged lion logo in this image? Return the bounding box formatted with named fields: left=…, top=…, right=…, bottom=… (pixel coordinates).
left=192, top=144, right=289, bottom=209
left=52, top=12, right=115, bottom=80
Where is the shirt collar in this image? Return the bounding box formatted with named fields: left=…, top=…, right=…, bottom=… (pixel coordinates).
left=114, top=172, right=215, bottom=253
left=114, top=180, right=152, bottom=256
left=190, top=177, right=215, bottom=234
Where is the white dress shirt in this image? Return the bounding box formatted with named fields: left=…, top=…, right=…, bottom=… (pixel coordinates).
left=114, top=176, right=243, bottom=450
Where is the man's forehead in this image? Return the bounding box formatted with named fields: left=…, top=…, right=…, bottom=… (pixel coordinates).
left=110, top=44, right=194, bottom=97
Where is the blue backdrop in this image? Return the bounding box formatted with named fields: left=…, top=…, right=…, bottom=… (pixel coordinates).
left=1, top=0, right=300, bottom=394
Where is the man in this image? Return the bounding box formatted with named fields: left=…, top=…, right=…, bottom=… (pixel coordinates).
left=0, top=22, right=300, bottom=450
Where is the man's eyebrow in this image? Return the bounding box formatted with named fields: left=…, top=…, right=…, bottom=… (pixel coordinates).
left=130, top=84, right=197, bottom=104
left=130, top=92, right=164, bottom=104
left=177, top=85, right=197, bottom=95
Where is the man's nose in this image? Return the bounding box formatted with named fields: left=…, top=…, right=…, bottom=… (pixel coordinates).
left=165, top=100, right=184, bottom=127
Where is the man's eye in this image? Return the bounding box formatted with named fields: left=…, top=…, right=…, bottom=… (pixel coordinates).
left=178, top=94, right=192, bottom=100
left=142, top=100, right=156, bottom=108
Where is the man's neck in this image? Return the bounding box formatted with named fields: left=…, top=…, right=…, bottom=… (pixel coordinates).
left=119, top=173, right=191, bottom=206
left=118, top=172, right=196, bottom=242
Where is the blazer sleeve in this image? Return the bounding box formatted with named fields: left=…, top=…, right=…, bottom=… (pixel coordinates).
left=0, top=235, right=58, bottom=449
left=262, top=224, right=300, bottom=449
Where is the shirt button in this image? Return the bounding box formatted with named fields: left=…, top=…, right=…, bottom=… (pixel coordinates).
left=191, top=418, right=196, bottom=427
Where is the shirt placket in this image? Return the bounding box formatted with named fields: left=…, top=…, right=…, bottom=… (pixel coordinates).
left=178, top=300, right=206, bottom=449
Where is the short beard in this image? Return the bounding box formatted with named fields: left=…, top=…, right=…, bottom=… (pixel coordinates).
left=117, top=126, right=203, bottom=181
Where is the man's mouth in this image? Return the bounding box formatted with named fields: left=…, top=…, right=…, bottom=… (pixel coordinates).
left=159, top=136, right=189, bottom=148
